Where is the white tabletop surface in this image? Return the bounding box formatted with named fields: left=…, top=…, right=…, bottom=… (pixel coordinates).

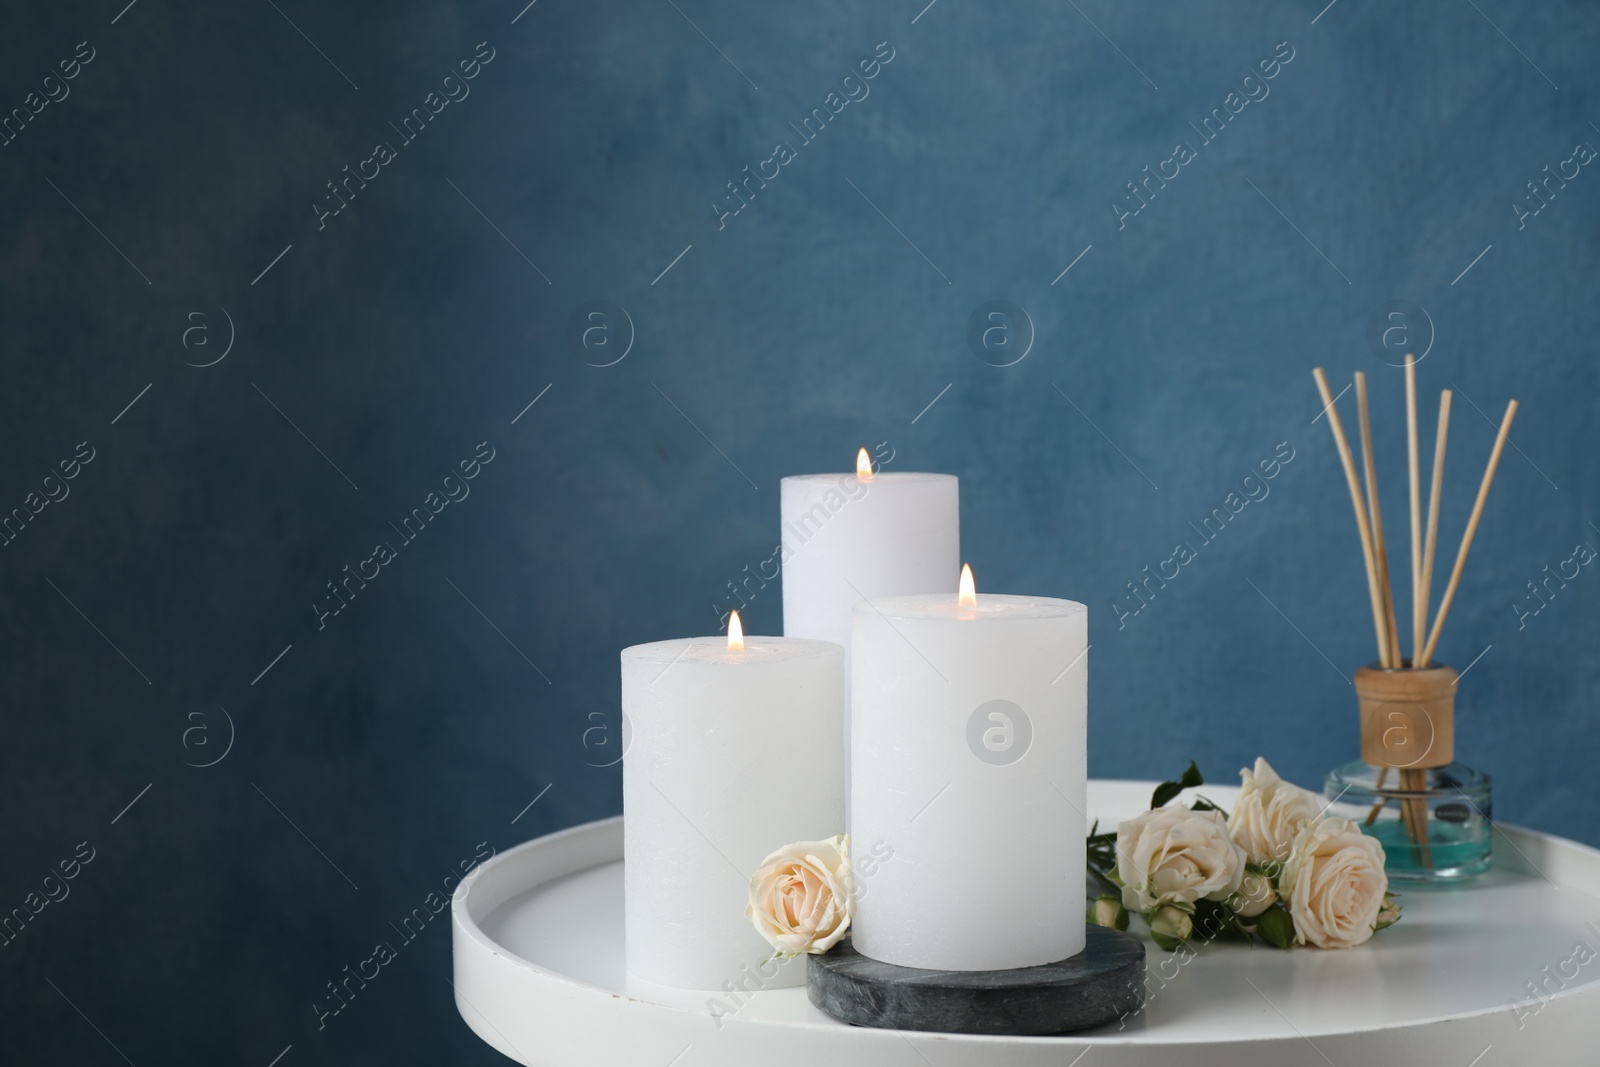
left=451, top=780, right=1600, bottom=1065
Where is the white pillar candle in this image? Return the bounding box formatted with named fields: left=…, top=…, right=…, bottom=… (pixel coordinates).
left=781, top=451, right=959, bottom=813
left=850, top=570, right=1088, bottom=971
left=780, top=451, right=959, bottom=660
left=622, top=617, right=844, bottom=991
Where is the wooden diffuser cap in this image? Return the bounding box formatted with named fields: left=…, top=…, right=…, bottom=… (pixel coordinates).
left=1355, top=663, right=1457, bottom=770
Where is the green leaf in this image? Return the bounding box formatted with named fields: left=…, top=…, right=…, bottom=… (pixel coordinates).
left=1150, top=760, right=1204, bottom=809
left=1087, top=865, right=1121, bottom=896
left=1085, top=820, right=1120, bottom=880
left=1190, top=898, right=1239, bottom=944
left=1256, top=905, right=1296, bottom=950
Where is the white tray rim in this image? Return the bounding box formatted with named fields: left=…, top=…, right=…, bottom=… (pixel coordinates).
left=451, top=780, right=1600, bottom=1060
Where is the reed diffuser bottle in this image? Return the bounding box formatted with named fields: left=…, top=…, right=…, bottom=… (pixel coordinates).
left=1312, top=357, right=1515, bottom=882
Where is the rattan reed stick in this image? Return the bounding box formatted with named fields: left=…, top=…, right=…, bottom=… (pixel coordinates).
left=1355, top=372, right=1403, bottom=667
left=1312, top=369, right=1391, bottom=666
left=1406, top=356, right=1424, bottom=661
left=1415, top=391, right=1452, bottom=668
left=1420, top=399, right=1519, bottom=666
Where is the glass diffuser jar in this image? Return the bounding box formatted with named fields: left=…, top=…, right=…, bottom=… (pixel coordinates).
left=1323, top=662, right=1492, bottom=882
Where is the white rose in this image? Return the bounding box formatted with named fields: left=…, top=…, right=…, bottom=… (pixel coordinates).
left=1116, top=805, right=1246, bottom=913
left=1228, top=757, right=1323, bottom=866
left=746, top=834, right=854, bottom=956
left=1280, top=818, right=1389, bottom=949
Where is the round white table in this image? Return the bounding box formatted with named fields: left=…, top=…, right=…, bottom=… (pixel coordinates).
left=451, top=780, right=1600, bottom=1065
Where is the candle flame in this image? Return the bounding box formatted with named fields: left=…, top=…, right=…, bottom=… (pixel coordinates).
left=727, top=610, right=745, bottom=651
left=856, top=447, right=874, bottom=479
left=958, top=564, right=976, bottom=609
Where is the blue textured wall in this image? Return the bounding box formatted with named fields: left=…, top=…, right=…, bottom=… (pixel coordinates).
left=2, top=0, right=1596, bottom=1061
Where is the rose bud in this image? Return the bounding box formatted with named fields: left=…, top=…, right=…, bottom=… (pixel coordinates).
left=1148, top=904, right=1194, bottom=950
left=1230, top=869, right=1277, bottom=919
left=1087, top=894, right=1129, bottom=931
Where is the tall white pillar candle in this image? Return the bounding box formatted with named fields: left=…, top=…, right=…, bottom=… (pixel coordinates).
left=850, top=577, right=1088, bottom=971
left=622, top=623, right=843, bottom=990
left=780, top=452, right=959, bottom=666
left=781, top=452, right=959, bottom=812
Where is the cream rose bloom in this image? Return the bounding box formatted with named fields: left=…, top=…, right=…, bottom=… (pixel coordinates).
left=746, top=834, right=854, bottom=956
left=1116, top=806, right=1246, bottom=912
left=1228, top=757, right=1323, bottom=866
left=1280, top=817, right=1389, bottom=949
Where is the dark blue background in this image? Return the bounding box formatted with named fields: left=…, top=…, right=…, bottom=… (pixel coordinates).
left=2, top=0, right=1595, bottom=1062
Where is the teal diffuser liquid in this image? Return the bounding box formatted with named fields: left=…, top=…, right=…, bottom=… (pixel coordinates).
left=1324, top=760, right=1493, bottom=882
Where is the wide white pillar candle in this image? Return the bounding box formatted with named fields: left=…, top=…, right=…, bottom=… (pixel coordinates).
left=849, top=582, right=1088, bottom=971
left=622, top=625, right=843, bottom=991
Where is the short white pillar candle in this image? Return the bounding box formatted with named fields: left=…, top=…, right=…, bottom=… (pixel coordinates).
left=849, top=570, right=1088, bottom=971
left=622, top=617, right=844, bottom=990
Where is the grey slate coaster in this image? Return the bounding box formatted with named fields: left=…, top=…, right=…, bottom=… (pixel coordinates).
left=806, top=924, right=1145, bottom=1035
